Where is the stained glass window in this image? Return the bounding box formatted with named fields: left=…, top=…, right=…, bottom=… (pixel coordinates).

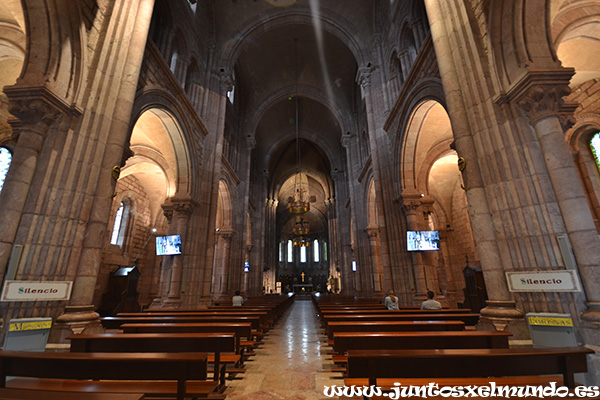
left=279, top=242, right=283, bottom=262
left=287, top=240, right=293, bottom=262
left=313, top=240, right=319, bottom=262
left=591, top=132, right=600, bottom=171
left=0, top=147, right=11, bottom=193
left=300, top=246, right=306, bottom=263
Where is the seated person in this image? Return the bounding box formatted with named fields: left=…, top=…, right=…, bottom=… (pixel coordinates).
left=384, top=289, right=399, bottom=310
left=232, top=290, right=244, bottom=306
left=421, top=290, right=442, bottom=310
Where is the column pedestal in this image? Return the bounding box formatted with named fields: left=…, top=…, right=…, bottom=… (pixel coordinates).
left=478, top=300, right=528, bottom=338
left=49, top=305, right=102, bottom=343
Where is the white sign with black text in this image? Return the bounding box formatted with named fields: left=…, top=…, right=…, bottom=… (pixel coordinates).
left=1, top=281, right=73, bottom=301
left=506, top=270, right=581, bottom=292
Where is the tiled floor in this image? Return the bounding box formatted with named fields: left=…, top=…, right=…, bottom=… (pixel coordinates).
left=223, top=299, right=340, bottom=399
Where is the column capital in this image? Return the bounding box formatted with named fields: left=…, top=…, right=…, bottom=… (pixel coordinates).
left=497, top=68, right=575, bottom=126
left=341, top=132, right=355, bottom=149
left=399, top=192, right=423, bottom=215
left=246, top=135, right=256, bottom=150
left=365, top=226, right=379, bottom=238
left=356, top=64, right=378, bottom=88
left=219, top=69, right=234, bottom=92
left=216, top=229, right=234, bottom=241
left=5, top=86, right=78, bottom=138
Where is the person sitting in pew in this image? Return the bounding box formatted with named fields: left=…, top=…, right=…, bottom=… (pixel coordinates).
left=384, top=290, right=399, bottom=310
left=232, top=290, right=244, bottom=306
left=421, top=290, right=442, bottom=310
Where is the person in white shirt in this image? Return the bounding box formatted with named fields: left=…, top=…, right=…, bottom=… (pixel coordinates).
left=421, top=290, right=442, bottom=310
left=232, top=290, right=244, bottom=306
left=384, top=289, right=399, bottom=310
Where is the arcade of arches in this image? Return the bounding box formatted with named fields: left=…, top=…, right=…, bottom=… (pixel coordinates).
left=0, top=0, right=599, bottom=383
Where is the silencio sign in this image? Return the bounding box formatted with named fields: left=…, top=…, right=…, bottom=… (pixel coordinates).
left=1, top=281, right=73, bottom=301
left=506, top=270, right=581, bottom=292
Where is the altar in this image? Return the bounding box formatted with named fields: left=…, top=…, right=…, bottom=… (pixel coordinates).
left=292, top=284, right=313, bottom=293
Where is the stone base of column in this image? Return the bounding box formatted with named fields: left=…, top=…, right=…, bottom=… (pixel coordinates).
left=581, top=302, right=600, bottom=322
left=148, top=297, right=163, bottom=309
left=49, top=305, right=103, bottom=343
left=477, top=300, right=529, bottom=339
left=161, top=297, right=182, bottom=309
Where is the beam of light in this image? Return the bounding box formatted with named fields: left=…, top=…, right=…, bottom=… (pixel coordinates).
left=309, top=0, right=335, bottom=106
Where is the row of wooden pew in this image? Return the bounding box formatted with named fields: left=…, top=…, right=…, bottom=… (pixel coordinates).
left=314, top=295, right=594, bottom=399
left=0, top=294, right=294, bottom=400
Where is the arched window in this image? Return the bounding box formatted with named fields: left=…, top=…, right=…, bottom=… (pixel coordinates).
left=0, top=147, right=12, bottom=193
left=591, top=132, right=600, bottom=171
left=279, top=242, right=283, bottom=262
left=313, top=240, right=320, bottom=262
left=287, top=240, right=293, bottom=262
left=300, top=246, right=306, bottom=263
left=110, top=200, right=131, bottom=247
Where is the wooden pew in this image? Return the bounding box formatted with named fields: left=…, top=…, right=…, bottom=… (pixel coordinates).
left=0, top=388, right=145, bottom=400
left=68, top=332, right=236, bottom=389
left=322, top=313, right=480, bottom=328
left=101, top=315, right=261, bottom=332
left=120, top=322, right=253, bottom=356
left=332, top=331, right=511, bottom=355
left=0, top=351, right=218, bottom=400
left=345, top=347, right=594, bottom=388
left=117, top=311, right=270, bottom=330
left=326, top=320, right=465, bottom=340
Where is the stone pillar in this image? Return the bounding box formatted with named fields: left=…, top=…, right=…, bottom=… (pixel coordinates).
left=68, top=0, right=156, bottom=309
left=0, top=95, right=63, bottom=274
left=212, top=229, right=234, bottom=300
left=509, top=72, right=600, bottom=321
left=163, top=199, right=193, bottom=308
left=400, top=193, right=427, bottom=300
left=424, top=0, right=523, bottom=330
left=325, top=198, right=339, bottom=280
left=366, top=227, right=384, bottom=296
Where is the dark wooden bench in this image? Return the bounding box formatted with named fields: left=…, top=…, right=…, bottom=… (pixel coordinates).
left=332, top=330, right=511, bottom=355
left=322, top=313, right=480, bottom=328
left=120, top=322, right=254, bottom=356
left=0, top=388, right=144, bottom=400
left=345, top=347, right=594, bottom=388
left=68, top=332, right=237, bottom=389
left=101, top=315, right=261, bottom=332
left=326, top=320, right=465, bottom=340
left=0, top=350, right=218, bottom=400
left=117, top=311, right=270, bottom=330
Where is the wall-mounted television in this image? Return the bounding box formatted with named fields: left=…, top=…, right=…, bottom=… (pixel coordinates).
left=156, top=235, right=182, bottom=256
left=407, top=230, right=440, bottom=251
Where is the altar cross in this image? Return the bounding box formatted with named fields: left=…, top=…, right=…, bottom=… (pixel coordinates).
left=301, top=272, right=305, bottom=282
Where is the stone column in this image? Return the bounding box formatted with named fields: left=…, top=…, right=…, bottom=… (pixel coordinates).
left=325, top=198, right=339, bottom=279
left=68, top=0, right=156, bottom=309
left=509, top=72, right=600, bottom=321
left=365, top=227, right=384, bottom=296
left=0, top=96, right=63, bottom=273
left=400, top=193, right=427, bottom=300
left=212, top=229, right=234, bottom=300
left=163, top=199, right=193, bottom=308
left=424, top=0, right=523, bottom=329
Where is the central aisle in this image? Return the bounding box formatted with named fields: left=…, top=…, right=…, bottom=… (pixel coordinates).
left=225, top=298, right=338, bottom=399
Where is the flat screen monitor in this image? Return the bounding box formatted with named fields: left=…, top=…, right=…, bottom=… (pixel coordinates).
left=407, top=230, right=440, bottom=251
left=156, top=235, right=182, bottom=256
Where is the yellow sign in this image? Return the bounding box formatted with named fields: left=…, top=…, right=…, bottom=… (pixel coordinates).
left=9, top=320, right=52, bottom=332
left=527, top=316, right=573, bottom=327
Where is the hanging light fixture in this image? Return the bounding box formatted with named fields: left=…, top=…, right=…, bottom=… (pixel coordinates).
left=287, top=38, right=310, bottom=216
left=287, top=38, right=310, bottom=247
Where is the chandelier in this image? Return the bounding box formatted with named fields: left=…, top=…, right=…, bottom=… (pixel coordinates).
left=288, top=38, right=310, bottom=247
